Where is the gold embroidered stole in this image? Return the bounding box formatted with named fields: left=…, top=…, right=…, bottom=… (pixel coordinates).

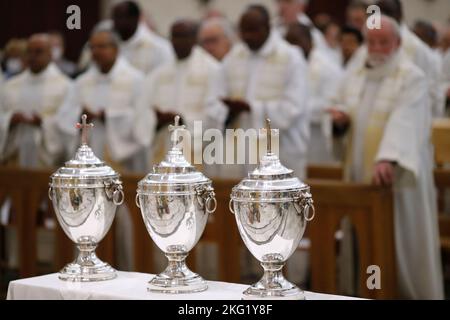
left=344, top=66, right=404, bottom=182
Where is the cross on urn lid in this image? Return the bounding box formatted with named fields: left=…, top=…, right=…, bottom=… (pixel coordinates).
left=168, top=115, right=186, bottom=151
left=76, top=114, right=94, bottom=146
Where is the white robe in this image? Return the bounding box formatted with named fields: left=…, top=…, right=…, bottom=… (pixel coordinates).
left=334, top=50, right=444, bottom=299
left=208, top=32, right=310, bottom=179
left=56, top=57, right=153, bottom=173
left=400, top=25, right=445, bottom=119
left=0, top=63, right=71, bottom=168
left=138, top=46, right=220, bottom=171
left=120, top=23, right=174, bottom=75
left=306, top=49, right=343, bottom=164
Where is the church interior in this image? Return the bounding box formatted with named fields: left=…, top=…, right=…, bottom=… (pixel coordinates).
left=0, top=0, right=450, bottom=300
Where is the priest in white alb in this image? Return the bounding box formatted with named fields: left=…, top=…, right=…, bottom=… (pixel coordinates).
left=138, top=19, right=220, bottom=169
left=208, top=5, right=309, bottom=179
left=56, top=29, right=152, bottom=173
left=0, top=33, right=71, bottom=168
left=329, top=16, right=444, bottom=299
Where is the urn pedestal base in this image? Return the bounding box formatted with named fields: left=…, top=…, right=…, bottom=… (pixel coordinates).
left=58, top=242, right=117, bottom=282
left=147, top=251, right=207, bottom=294
left=242, top=259, right=305, bottom=300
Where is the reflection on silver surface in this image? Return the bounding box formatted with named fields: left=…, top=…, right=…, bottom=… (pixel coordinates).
left=49, top=115, right=122, bottom=282
left=230, top=119, right=315, bottom=300
left=136, top=116, right=216, bottom=293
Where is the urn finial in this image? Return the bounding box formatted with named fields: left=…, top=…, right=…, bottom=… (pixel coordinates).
left=168, top=115, right=186, bottom=150
left=265, top=118, right=272, bottom=155
left=76, top=114, right=94, bottom=146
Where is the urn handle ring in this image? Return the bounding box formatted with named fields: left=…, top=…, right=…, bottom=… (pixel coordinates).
left=113, top=187, right=124, bottom=206
left=105, top=180, right=124, bottom=206
left=135, top=193, right=141, bottom=209
left=48, top=187, right=53, bottom=201
left=294, top=192, right=315, bottom=222
left=303, top=202, right=315, bottom=222
left=229, top=199, right=235, bottom=215
left=196, top=185, right=217, bottom=214
left=205, top=195, right=217, bottom=214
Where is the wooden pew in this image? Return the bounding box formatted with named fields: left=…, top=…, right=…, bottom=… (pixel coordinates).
left=307, top=164, right=344, bottom=180
left=189, top=179, right=241, bottom=283
left=435, top=168, right=450, bottom=278
left=121, top=174, right=154, bottom=273
left=432, top=119, right=450, bottom=166
left=432, top=119, right=450, bottom=214
left=305, top=164, right=450, bottom=297
left=306, top=179, right=396, bottom=299
left=435, top=167, right=450, bottom=213
left=0, top=167, right=44, bottom=278
left=431, top=120, right=450, bottom=280
left=306, top=165, right=397, bottom=298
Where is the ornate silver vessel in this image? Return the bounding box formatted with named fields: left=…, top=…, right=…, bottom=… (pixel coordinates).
left=136, top=116, right=217, bottom=293
left=229, top=119, right=315, bottom=300
left=48, top=115, right=124, bottom=282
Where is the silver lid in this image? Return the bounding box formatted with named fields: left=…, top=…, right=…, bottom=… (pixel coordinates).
left=232, top=119, right=307, bottom=193
left=138, top=116, right=210, bottom=187
left=50, top=115, right=119, bottom=185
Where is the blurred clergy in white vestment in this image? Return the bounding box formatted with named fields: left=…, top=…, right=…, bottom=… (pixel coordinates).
left=208, top=5, right=309, bottom=179
left=56, top=30, right=153, bottom=173
left=0, top=33, right=71, bottom=168
left=137, top=19, right=220, bottom=169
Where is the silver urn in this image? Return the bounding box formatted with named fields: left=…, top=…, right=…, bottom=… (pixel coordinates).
left=229, top=119, right=315, bottom=300
left=48, top=115, right=124, bottom=282
left=136, top=116, right=217, bottom=293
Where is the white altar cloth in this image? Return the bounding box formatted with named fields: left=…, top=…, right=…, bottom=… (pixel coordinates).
left=7, top=272, right=360, bottom=300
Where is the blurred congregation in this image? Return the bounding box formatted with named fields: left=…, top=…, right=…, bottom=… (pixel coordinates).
left=1, top=0, right=450, bottom=300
